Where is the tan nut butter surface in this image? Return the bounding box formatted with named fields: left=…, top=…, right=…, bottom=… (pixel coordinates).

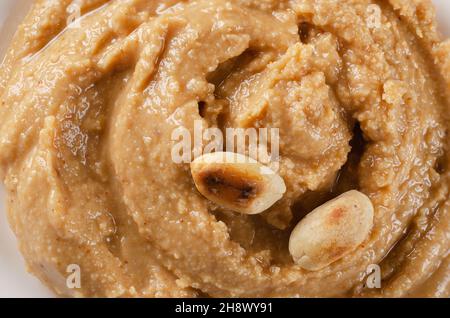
left=0, top=0, right=449, bottom=297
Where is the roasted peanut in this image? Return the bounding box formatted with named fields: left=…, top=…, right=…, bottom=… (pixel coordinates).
left=289, top=190, right=374, bottom=271
left=190, top=152, right=286, bottom=215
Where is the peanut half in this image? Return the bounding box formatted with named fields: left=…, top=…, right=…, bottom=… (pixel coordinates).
left=289, top=190, right=374, bottom=271
left=190, top=152, right=286, bottom=215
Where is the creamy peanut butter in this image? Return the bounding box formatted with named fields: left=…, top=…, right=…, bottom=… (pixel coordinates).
left=0, top=0, right=449, bottom=297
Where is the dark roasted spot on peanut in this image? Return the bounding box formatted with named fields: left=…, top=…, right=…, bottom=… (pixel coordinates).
left=200, top=168, right=261, bottom=206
